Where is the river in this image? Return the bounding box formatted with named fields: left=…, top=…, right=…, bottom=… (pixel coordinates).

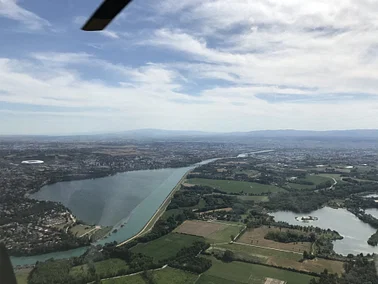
left=11, top=159, right=218, bottom=266
left=270, top=207, right=378, bottom=256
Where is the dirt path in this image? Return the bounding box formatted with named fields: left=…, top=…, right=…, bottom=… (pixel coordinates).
left=233, top=242, right=303, bottom=255
left=79, top=227, right=98, bottom=238
left=207, top=220, right=244, bottom=227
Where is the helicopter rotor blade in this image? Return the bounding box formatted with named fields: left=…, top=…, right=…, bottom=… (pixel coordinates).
left=82, top=0, right=133, bottom=31
left=0, top=243, right=17, bottom=284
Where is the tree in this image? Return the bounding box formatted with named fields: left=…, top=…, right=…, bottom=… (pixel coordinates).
left=303, top=250, right=309, bottom=260
left=223, top=250, right=234, bottom=262
left=88, top=262, right=96, bottom=276
left=230, top=235, right=235, bottom=241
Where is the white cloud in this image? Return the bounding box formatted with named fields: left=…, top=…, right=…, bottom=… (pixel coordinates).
left=73, top=15, right=86, bottom=26
left=142, top=0, right=378, bottom=95
left=32, top=52, right=93, bottom=64
left=2, top=1, right=378, bottom=134
left=0, top=0, right=50, bottom=30
left=1, top=52, right=378, bottom=135
left=100, top=30, right=120, bottom=39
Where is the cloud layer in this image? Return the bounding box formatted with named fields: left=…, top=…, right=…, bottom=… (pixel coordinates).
left=1, top=0, right=378, bottom=134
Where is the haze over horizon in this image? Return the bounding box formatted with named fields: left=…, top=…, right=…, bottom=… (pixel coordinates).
left=1, top=0, right=378, bottom=135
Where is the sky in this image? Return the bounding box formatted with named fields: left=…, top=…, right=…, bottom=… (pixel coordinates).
left=1, top=0, right=378, bottom=135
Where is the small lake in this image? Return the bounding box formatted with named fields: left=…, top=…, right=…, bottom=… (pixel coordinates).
left=270, top=207, right=378, bottom=256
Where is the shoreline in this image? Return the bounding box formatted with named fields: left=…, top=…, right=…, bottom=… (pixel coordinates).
left=116, top=169, right=190, bottom=247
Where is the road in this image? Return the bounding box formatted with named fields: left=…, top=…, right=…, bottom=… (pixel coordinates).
left=329, top=178, right=337, bottom=189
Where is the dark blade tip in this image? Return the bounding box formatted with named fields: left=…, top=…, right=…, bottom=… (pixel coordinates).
left=82, top=18, right=112, bottom=31
left=81, top=0, right=133, bottom=31
left=0, top=243, right=17, bottom=284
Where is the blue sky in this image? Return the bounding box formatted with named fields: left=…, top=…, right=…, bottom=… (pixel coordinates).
left=1, top=0, right=378, bottom=134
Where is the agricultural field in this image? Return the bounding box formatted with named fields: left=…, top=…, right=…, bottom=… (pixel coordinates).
left=91, top=227, right=113, bottom=241
left=130, top=233, right=203, bottom=262
left=212, top=243, right=344, bottom=274
left=70, top=258, right=129, bottom=278
left=101, top=267, right=197, bottom=284
left=69, top=224, right=96, bottom=237
left=287, top=183, right=314, bottom=190
left=174, top=220, right=244, bottom=242
left=317, top=173, right=342, bottom=181
left=197, top=274, right=241, bottom=284
left=237, top=195, right=269, bottom=202
left=304, top=174, right=332, bottom=184
left=187, top=178, right=285, bottom=194
left=101, top=274, right=145, bottom=284
left=287, top=174, right=333, bottom=190
left=237, top=226, right=312, bottom=253
left=15, top=268, right=31, bottom=284
left=152, top=267, right=198, bottom=284
left=198, top=256, right=316, bottom=284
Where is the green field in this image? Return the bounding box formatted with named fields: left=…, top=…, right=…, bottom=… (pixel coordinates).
left=287, top=183, right=314, bottom=190
left=197, top=274, right=241, bottom=284
left=15, top=269, right=31, bottom=284
left=317, top=173, right=341, bottom=181
left=187, top=178, right=285, bottom=194
left=71, top=258, right=128, bottom=278
left=101, top=267, right=197, bottom=284
left=152, top=267, right=198, bottom=284
left=69, top=224, right=95, bottom=236
left=200, top=256, right=316, bottom=284
left=101, top=274, right=145, bottom=284
left=237, top=195, right=269, bottom=202
left=207, top=224, right=244, bottom=243
left=215, top=243, right=301, bottom=263
left=91, top=227, right=113, bottom=241
left=131, top=233, right=203, bottom=262
left=213, top=243, right=344, bottom=274
left=304, top=174, right=332, bottom=184
left=288, top=174, right=333, bottom=190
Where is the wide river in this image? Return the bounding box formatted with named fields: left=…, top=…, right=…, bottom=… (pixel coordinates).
left=270, top=207, right=378, bottom=256
left=11, top=159, right=217, bottom=266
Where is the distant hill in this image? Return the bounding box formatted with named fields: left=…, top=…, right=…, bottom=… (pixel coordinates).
left=224, top=129, right=378, bottom=138
left=2, top=129, right=378, bottom=142
left=110, top=129, right=213, bottom=138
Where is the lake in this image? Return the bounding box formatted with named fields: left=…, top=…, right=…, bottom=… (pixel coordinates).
left=12, top=158, right=218, bottom=266
left=32, top=169, right=189, bottom=226
left=270, top=207, right=378, bottom=256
